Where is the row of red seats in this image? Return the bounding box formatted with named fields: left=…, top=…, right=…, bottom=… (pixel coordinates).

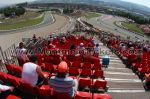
left=131, top=52, right=150, bottom=80
left=0, top=71, right=110, bottom=99
left=6, top=63, right=104, bottom=79
left=5, top=64, right=107, bottom=92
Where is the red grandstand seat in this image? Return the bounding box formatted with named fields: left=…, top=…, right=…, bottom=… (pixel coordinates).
left=93, top=80, right=107, bottom=92
left=93, top=63, right=102, bottom=70
left=53, top=91, right=71, bottom=99
left=6, top=94, right=21, bottom=99
left=138, top=66, right=149, bottom=74
left=7, top=74, right=21, bottom=86
left=20, top=81, right=37, bottom=94
left=44, top=56, right=53, bottom=63
left=94, top=94, right=112, bottom=99
left=72, top=61, right=81, bottom=68
left=75, top=56, right=83, bottom=62
left=65, top=60, right=72, bottom=67
left=13, top=66, right=22, bottom=76
left=36, top=85, right=54, bottom=97
left=5, top=64, right=14, bottom=74
left=66, top=55, right=75, bottom=62
left=91, top=56, right=100, bottom=64
left=82, top=62, right=92, bottom=69
left=74, top=91, right=92, bottom=99
left=80, top=69, right=92, bottom=77
left=44, top=63, right=57, bottom=73
left=0, top=72, right=7, bottom=81
left=78, top=78, right=91, bottom=91
left=93, top=70, right=104, bottom=79
left=69, top=67, right=80, bottom=76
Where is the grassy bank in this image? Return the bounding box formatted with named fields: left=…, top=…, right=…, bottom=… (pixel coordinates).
left=84, top=12, right=101, bottom=19
left=122, top=22, right=144, bottom=34
left=0, top=16, right=44, bottom=30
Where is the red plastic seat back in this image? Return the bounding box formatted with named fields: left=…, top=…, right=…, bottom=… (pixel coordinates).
left=81, top=69, right=91, bottom=77
left=93, top=70, right=104, bottom=78
left=20, top=81, right=36, bottom=93
left=72, top=61, right=81, bottom=68
left=69, top=67, right=80, bottom=75
left=79, top=78, right=91, bottom=87
left=82, top=62, right=92, bottom=69
left=7, top=74, right=21, bottom=86
left=94, top=93, right=112, bottom=99
left=74, top=91, right=92, bottom=99
left=6, top=94, right=21, bottom=99
left=53, top=91, right=71, bottom=99
left=94, top=80, right=107, bottom=89
left=0, top=72, right=7, bottom=81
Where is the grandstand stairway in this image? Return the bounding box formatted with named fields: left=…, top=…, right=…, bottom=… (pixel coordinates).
left=98, top=42, right=150, bottom=99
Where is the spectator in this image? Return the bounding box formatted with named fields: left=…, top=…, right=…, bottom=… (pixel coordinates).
left=16, top=42, right=29, bottom=66
left=60, top=37, right=66, bottom=44
left=32, top=34, right=37, bottom=43
left=94, top=43, right=101, bottom=55
left=49, top=61, right=78, bottom=98
left=0, top=83, right=14, bottom=99
left=78, top=43, right=85, bottom=51
left=21, top=55, right=48, bottom=87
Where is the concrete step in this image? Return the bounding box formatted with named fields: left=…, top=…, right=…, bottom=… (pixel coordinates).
left=108, top=92, right=150, bottom=99
left=107, top=81, right=144, bottom=89
left=104, top=72, right=137, bottom=78
left=106, top=67, right=133, bottom=73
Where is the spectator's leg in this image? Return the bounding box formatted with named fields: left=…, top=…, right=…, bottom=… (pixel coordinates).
left=0, top=90, right=11, bottom=99
left=73, top=79, right=78, bottom=92
left=36, top=77, right=45, bottom=86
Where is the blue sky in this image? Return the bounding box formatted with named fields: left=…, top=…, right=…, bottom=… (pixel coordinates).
left=0, top=0, right=150, bottom=8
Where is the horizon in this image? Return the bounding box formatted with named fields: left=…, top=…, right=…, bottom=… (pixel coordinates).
left=0, top=0, right=150, bottom=8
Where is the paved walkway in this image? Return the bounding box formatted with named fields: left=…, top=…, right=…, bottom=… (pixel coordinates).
left=97, top=41, right=150, bottom=99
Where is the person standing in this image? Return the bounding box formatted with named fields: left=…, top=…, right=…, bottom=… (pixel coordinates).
left=16, top=42, right=29, bottom=66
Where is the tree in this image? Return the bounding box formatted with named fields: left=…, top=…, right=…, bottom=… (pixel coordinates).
left=2, top=6, right=25, bottom=17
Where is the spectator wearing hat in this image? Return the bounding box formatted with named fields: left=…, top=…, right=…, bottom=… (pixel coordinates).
left=49, top=61, right=78, bottom=98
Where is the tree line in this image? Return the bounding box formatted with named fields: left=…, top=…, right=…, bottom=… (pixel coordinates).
left=63, top=8, right=74, bottom=14
left=106, top=10, right=150, bottom=24
left=0, top=6, right=25, bottom=17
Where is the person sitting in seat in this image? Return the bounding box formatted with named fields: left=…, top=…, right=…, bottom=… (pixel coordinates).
left=21, top=55, right=48, bottom=87
left=60, top=37, right=66, bottom=44
left=49, top=61, right=78, bottom=98
left=0, top=82, right=14, bottom=99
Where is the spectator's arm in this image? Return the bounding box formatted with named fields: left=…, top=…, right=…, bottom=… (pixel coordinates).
left=0, top=84, right=14, bottom=92
left=36, top=66, right=48, bottom=79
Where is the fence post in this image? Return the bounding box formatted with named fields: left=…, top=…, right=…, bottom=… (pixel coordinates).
left=0, top=47, right=5, bottom=63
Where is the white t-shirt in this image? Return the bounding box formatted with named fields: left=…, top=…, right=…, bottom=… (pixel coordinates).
left=16, top=48, right=27, bottom=61
left=94, top=46, right=101, bottom=54
left=0, top=84, right=11, bottom=92
left=22, top=62, right=38, bottom=87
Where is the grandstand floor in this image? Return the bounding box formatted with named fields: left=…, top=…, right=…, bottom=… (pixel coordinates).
left=98, top=42, right=150, bottom=99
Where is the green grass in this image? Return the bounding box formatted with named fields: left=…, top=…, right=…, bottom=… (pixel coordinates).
left=0, top=16, right=44, bottom=30
left=122, top=22, right=144, bottom=34
left=84, top=12, right=101, bottom=19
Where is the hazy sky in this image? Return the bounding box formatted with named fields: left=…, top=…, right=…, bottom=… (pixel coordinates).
left=0, top=0, right=150, bottom=8
left=122, top=0, right=150, bottom=8
left=0, top=0, right=35, bottom=5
